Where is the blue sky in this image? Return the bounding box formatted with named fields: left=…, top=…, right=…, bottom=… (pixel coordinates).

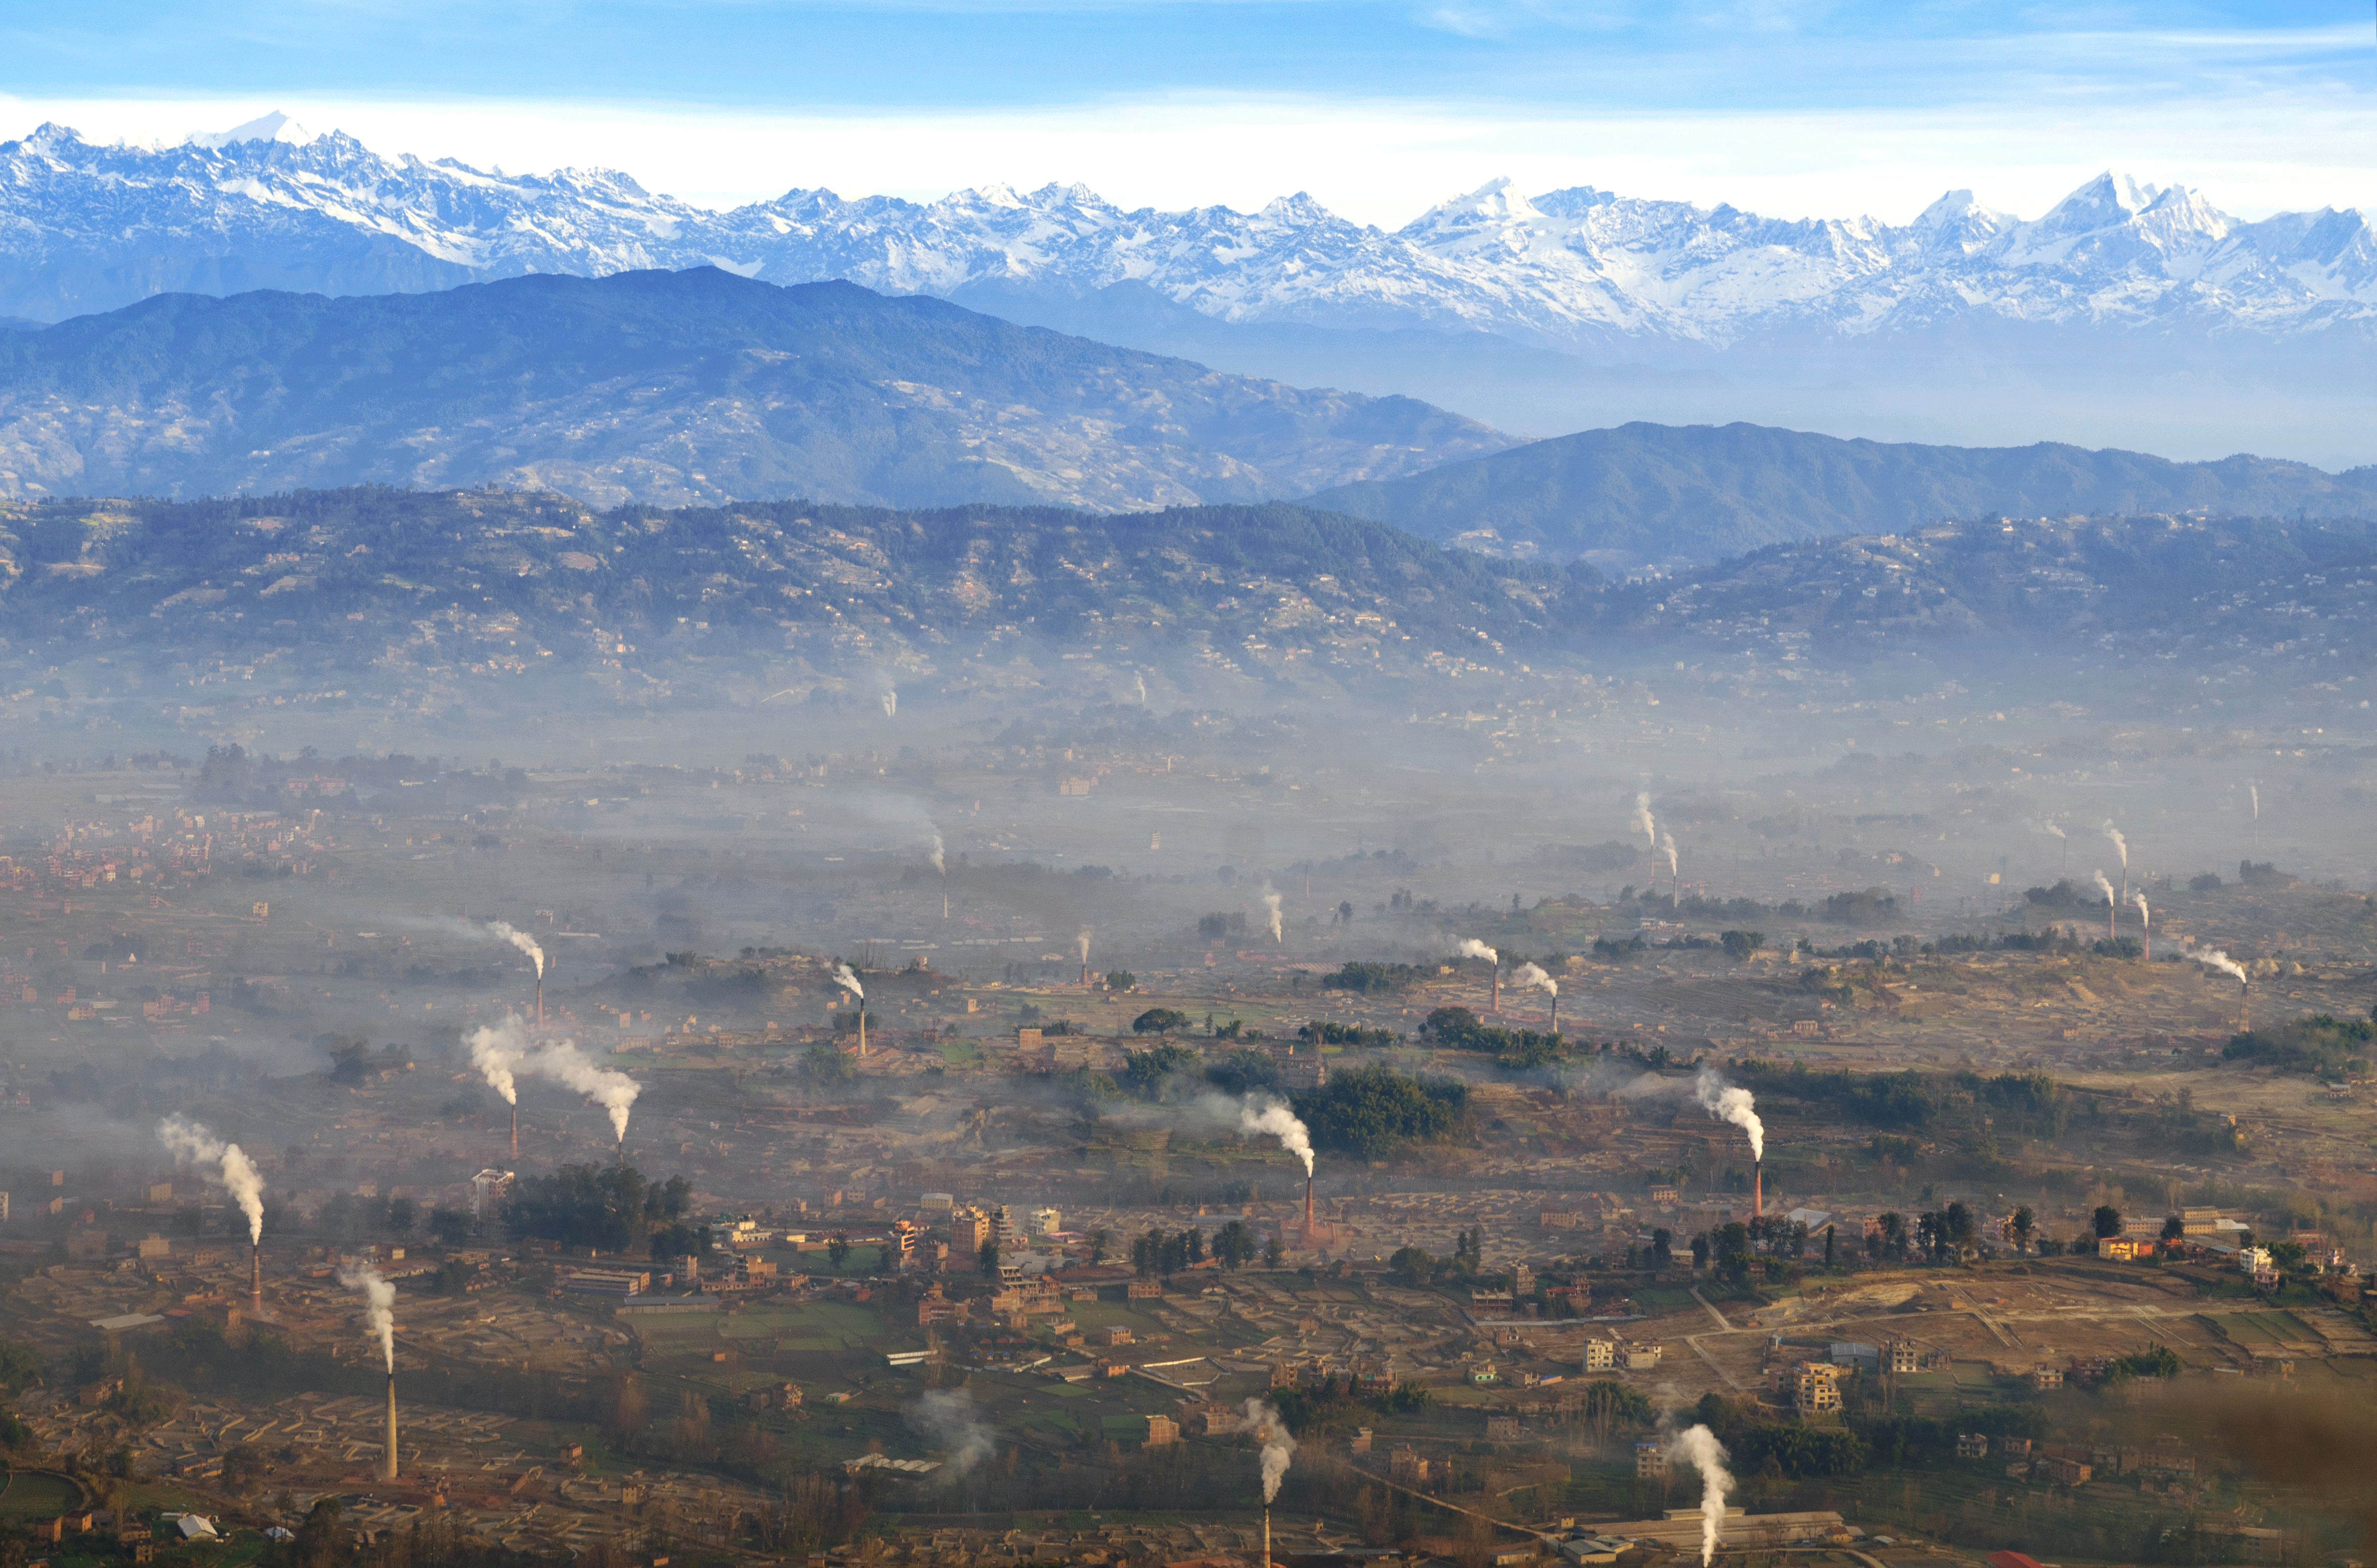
left=3, top=1, right=2371, bottom=223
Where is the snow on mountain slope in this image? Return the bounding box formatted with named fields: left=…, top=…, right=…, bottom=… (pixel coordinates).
left=4, top=118, right=2376, bottom=355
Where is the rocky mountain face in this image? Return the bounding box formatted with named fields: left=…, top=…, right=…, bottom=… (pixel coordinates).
left=0, top=268, right=1511, bottom=509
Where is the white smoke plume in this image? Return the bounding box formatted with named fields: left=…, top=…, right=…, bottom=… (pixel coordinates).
left=1133, top=673, right=1148, bottom=704
left=2028, top=818, right=2066, bottom=840
left=2179, top=939, right=2250, bottom=989
left=1241, top=1397, right=1297, bottom=1502
left=1664, top=1423, right=1734, bottom=1565
left=524, top=1040, right=641, bottom=1143
left=908, top=1388, right=996, bottom=1473
left=1631, top=792, right=1655, bottom=850
left=468, top=1017, right=529, bottom=1105
left=832, top=962, right=865, bottom=1001
left=880, top=687, right=897, bottom=717
left=2250, top=784, right=2259, bottom=820
left=1510, top=962, right=1558, bottom=998
left=2102, top=821, right=2128, bottom=868
left=1260, top=884, right=1283, bottom=944
left=1693, top=1067, right=1765, bottom=1161
left=2130, top=890, right=2150, bottom=928
left=337, top=1260, right=397, bottom=1372
left=1237, top=1095, right=1315, bottom=1176
left=483, top=920, right=545, bottom=979
left=1077, top=927, right=1092, bottom=966
left=158, top=1115, right=265, bottom=1244
left=927, top=833, right=945, bottom=876
left=2091, top=870, right=2116, bottom=907
left=1452, top=937, right=1498, bottom=964
left=1661, top=830, right=1679, bottom=879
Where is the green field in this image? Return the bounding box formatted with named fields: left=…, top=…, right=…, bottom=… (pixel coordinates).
left=0, top=1470, right=86, bottom=1518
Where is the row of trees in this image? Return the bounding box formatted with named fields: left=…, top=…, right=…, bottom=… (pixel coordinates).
left=1125, top=1218, right=1276, bottom=1276
left=506, top=1163, right=696, bottom=1256
left=1736, top=1060, right=2070, bottom=1139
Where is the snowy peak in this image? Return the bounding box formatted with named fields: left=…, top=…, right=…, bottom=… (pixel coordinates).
left=186, top=110, right=314, bottom=149
left=1911, top=189, right=2012, bottom=256
left=1995, top=170, right=2235, bottom=273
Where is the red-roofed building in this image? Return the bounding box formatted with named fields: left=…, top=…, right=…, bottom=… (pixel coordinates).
left=1988, top=1550, right=2047, bottom=1568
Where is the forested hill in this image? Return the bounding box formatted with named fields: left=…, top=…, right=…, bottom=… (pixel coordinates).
left=1, top=488, right=2370, bottom=728
left=1305, top=421, right=2377, bottom=567
left=0, top=486, right=1595, bottom=669
left=0, top=268, right=1512, bottom=512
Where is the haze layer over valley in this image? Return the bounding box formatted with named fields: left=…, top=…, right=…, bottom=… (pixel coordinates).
left=3, top=74, right=2377, bottom=1568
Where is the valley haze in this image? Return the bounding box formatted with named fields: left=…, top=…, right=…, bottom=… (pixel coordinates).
left=0, top=64, right=2375, bottom=1568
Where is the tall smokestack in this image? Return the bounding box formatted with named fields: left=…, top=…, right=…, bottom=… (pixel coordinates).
left=1753, top=1160, right=1763, bottom=1220
left=1263, top=1508, right=1272, bottom=1568
left=1490, top=963, right=1500, bottom=1015
left=536, top=974, right=544, bottom=1030
left=1304, top=1176, right=1315, bottom=1240
left=857, top=1008, right=867, bottom=1057
left=383, top=1374, right=398, bottom=1482
left=510, top=1102, right=519, bottom=1162
left=249, top=1241, right=261, bottom=1317
left=1550, top=991, right=1559, bottom=1037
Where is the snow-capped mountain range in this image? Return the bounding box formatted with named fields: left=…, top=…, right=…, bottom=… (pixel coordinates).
left=5, top=114, right=2374, bottom=352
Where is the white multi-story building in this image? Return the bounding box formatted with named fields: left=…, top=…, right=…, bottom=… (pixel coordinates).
left=471, top=1169, right=514, bottom=1221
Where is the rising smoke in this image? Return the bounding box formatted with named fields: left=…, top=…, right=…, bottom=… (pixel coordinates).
left=483, top=921, right=546, bottom=979
left=1693, top=1067, right=1764, bottom=1160
left=1260, top=884, right=1283, bottom=944
left=1236, top=1094, right=1315, bottom=1176
left=1509, top=962, right=1557, bottom=999
left=468, top=1017, right=529, bottom=1105
left=2131, top=890, right=2150, bottom=928
left=2102, top=821, right=2128, bottom=868
left=2179, top=939, right=2250, bottom=989
left=157, top=1114, right=265, bottom=1244
left=1077, top=927, right=1092, bottom=966
left=2250, top=784, right=2259, bottom=821
left=909, top=1388, right=996, bottom=1473
left=1631, top=791, right=1655, bottom=850
left=2027, top=818, right=2066, bottom=841
left=1663, top=1423, right=1734, bottom=1565
left=1451, top=937, right=1498, bottom=964
left=833, top=963, right=866, bottom=1001
left=880, top=687, right=898, bottom=717
left=1660, top=830, right=1679, bottom=880
left=527, top=1040, right=642, bottom=1142
left=1241, top=1397, right=1297, bottom=1502
left=337, top=1259, right=397, bottom=1372
left=927, top=833, right=946, bottom=876
left=2091, top=870, right=2116, bottom=908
